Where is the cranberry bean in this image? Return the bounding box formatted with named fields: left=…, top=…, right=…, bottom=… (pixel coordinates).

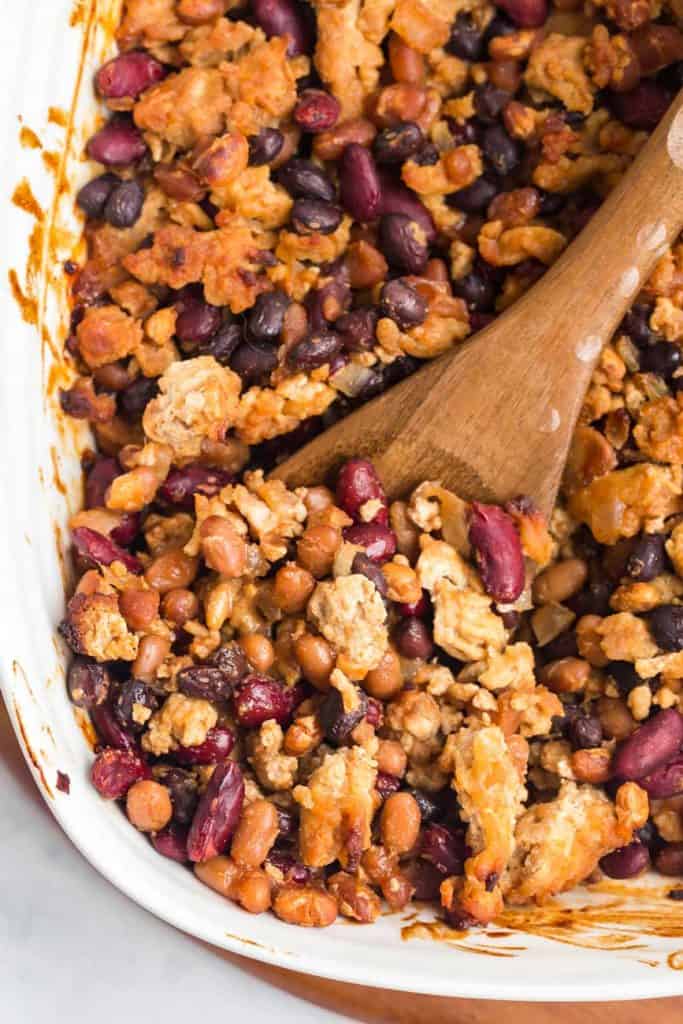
left=230, top=339, right=278, bottom=383
left=103, top=179, right=144, bottom=228
left=373, top=122, right=423, bottom=165
left=608, top=82, right=671, bottom=130
left=395, top=617, right=434, bottom=659
left=85, top=457, right=120, bottom=508
left=247, top=290, right=290, bottom=344
left=251, top=0, right=313, bottom=56
left=336, top=458, right=388, bottom=523
left=199, top=322, right=243, bottom=364
left=337, top=308, right=378, bottom=352
left=174, top=288, right=222, bottom=345
left=114, top=679, right=159, bottom=734
left=351, top=552, right=389, bottom=597
left=248, top=128, right=285, bottom=166
left=378, top=213, right=428, bottom=274
left=318, top=686, right=368, bottom=744
left=275, top=158, right=335, bottom=201
left=233, top=675, right=293, bottom=727
left=420, top=823, right=468, bottom=875
left=600, top=841, right=650, bottom=879
left=186, top=761, right=245, bottom=863
left=177, top=665, right=236, bottom=702
left=91, top=748, right=149, bottom=799
left=119, top=375, right=158, bottom=421
left=376, top=772, right=402, bottom=801
left=67, top=657, right=110, bottom=709
left=654, top=843, right=683, bottom=876
left=86, top=118, right=147, bottom=166
left=294, top=90, right=340, bottom=133
left=449, top=175, right=498, bottom=214
left=447, top=13, right=486, bottom=60
left=497, top=0, right=547, bottom=27
left=159, top=464, right=233, bottom=509
left=71, top=526, right=142, bottom=575
left=648, top=605, right=683, bottom=651
left=153, top=765, right=199, bottom=824
left=468, top=502, right=524, bottom=602
left=287, top=330, right=343, bottom=370
left=378, top=176, right=436, bottom=243
left=91, top=701, right=138, bottom=752
left=339, top=144, right=382, bottom=222
left=291, top=198, right=343, bottom=235
left=612, top=708, right=683, bottom=780
left=172, top=727, right=236, bottom=766
left=625, top=533, right=667, bottom=582
left=96, top=51, right=166, bottom=100
left=482, top=123, right=520, bottom=175
left=76, top=173, right=118, bottom=218
left=343, top=522, right=397, bottom=563
left=151, top=823, right=190, bottom=862
left=379, top=278, right=427, bottom=329
left=639, top=755, right=683, bottom=798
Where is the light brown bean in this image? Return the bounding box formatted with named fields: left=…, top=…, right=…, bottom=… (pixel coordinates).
left=313, top=118, right=376, bottom=161
left=119, top=588, right=160, bottom=631
left=388, top=32, right=425, bottom=83
left=200, top=516, right=247, bottom=577
left=376, top=739, right=407, bottom=777
left=380, top=792, right=421, bottom=854
left=126, top=780, right=172, bottom=832
left=240, top=633, right=275, bottom=673
left=231, top=800, right=280, bottom=868
left=533, top=558, right=588, bottom=604
left=273, top=885, right=338, bottom=927
left=598, top=696, right=636, bottom=740
left=145, top=548, right=199, bottom=594
left=234, top=870, right=272, bottom=913
left=296, top=525, right=340, bottom=577
left=364, top=648, right=403, bottom=700
left=294, top=633, right=334, bottom=690
left=273, top=563, right=316, bottom=614
left=194, top=855, right=240, bottom=897
left=571, top=747, right=612, bottom=784
left=161, top=587, right=199, bottom=625
left=540, top=657, right=590, bottom=694
left=132, top=634, right=170, bottom=681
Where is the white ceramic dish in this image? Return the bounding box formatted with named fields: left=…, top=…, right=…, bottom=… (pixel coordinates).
left=2, top=0, right=683, bottom=1001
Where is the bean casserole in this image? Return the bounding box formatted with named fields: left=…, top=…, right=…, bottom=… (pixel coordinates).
left=58, top=0, right=683, bottom=929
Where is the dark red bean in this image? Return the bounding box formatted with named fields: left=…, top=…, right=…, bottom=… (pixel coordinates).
left=151, top=823, right=190, bottom=862
left=294, top=89, right=340, bottom=133
left=448, top=175, right=498, bottom=214
left=625, top=533, right=667, bottom=582
left=291, top=198, right=343, bottom=235
left=397, top=592, right=429, bottom=618
left=395, top=617, right=434, bottom=659
left=365, top=696, right=384, bottom=728
left=76, top=173, right=119, bottom=218
left=158, top=465, right=233, bottom=509
left=639, top=755, right=683, bottom=798
left=199, top=322, right=243, bottom=364
left=177, top=664, right=236, bottom=702
left=318, top=686, right=368, bottom=744
left=186, top=761, right=245, bottom=863
left=654, top=843, right=683, bottom=877
left=110, top=512, right=141, bottom=547
left=103, top=179, right=145, bottom=228
left=233, top=675, right=293, bottom=727
left=648, top=605, right=683, bottom=651
left=248, top=127, right=285, bottom=166
left=482, top=123, right=520, bottom=175
left=406, top=859, right=443, bottom=900
left=378, top=213, right=428, bottom=273
left=446, top=13, right=486, bottom=60
left=67, top=657, right=110, bottom=709
left=172, top=726, right=236, bottom=766
left=336, top=458, right=388, bottom=523
left=114, top=680, right=159, bottom=734
left=373, top=122, right=423, bottom=165
left=468, top=502, right=524, bottom=602
left=600, top=841, right=650, bottom=879
left=376, top=771, right=402, bottom=801
left=153, top=765, right=199, bottom=824
left=247, top=289, right=290, bottom=343
left=305, top=275, right=350, bottom=330
left=612, top=708, right=683, bottom=780
left=351, top=552, right=389, bottom=597
left=496, top=0, right=547, bottom=27
left=119, top=375, right=158, bottom=421
left=91, top=701, right=138, bottom=752
left=275, top=158, right=335, bottom=201
left=379, top=278, right=427, bottom=329
left=85, top=456, right=120, bottom=508
left=266, top=850, right=311, bottom=884
left=420, top=824, right=468, bottom=875
left=174, top=288, right=222, bottom=345
left=96, top=51, right=166, bottom=100
left=91, top=748, right=149, bottom=799
left=608, top=81, right=671, bottom=130
left=337, top=308, right=378, bottom=352
left=71, top=526, right=142, bottom=575
left=86, top=118, right=147, bottom=166
left=343, top=522, right=397, bottom=564
left=339, top=144, right=382, bottom=222
left=473, top=83, right=510, bottom=123
left=251, top=0, right=313, bottom=56
left=208, top=642, right=248, bottom=683
left=378, top=175, right=436, bottom=243
left=230, top=339, right=278, bottom=383
left=287, top=330, right=343, bottom=370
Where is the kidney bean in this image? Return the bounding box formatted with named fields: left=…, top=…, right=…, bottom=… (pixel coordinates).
left=114, top=679, right=159, bottom=734
left=318, top=686, right=368, bottom=744
left=110, top=512, right=141, bottom=547
left=76, top=173, right=119, bottom=218
left=187, top=761, right=245, bottom=862
left=287, top=330, right=343, bottom=370
left=291, top=198, right=342, bottom=235
left=379, top=278, right=427, bottom=329
left=468, top=502, right=524, bottom=603
left=378, top=213, right=428, bottom=274
left=343, top=522, right=397, bottom=563
left=172, top=726, right=236, bottom=766
left=378, top=175, right=436, bottom=243
left=395, top=617, right=434, bottom=659
left=420, top=824, right=468, bottom=875
left=654, top=843, right=683, bottom=876
left=158, top=464, right=233, bottom=509
left=497, top=0, right=547, bottom=26
left=86, top=118, right=147, bottom=166
left=85, top=457, right=120, bottom=508
left=230, top=339, right=278, bottom=383
left=339, top=144, right=382, bottom=222
left=102, top=179, right=144, bottom=228
left=248, top=127, right=285, bottom=166
left=641, top=341, right=682, bottom=378
left=625, top=533, right=667, bottom=582
left=397, top=592, right=429, bottom=618
left=91, top=748, right=149, bottom=799
left=294, top=89, right=340, bottom=133
left=91, top=700, right=138, bottom=752
left=275, top=158, right=335, bottom=201
left=151, top=823, right=190, bottom=862
left=482, top=123, right=520, bottom=175
left=608, top=81, right=671, bottom=130
left=351, top=553, right=389, bottom=598
left=600, top=841, right=650, bottom=879
left=612, top=708, right=683, bottom=780
left=639, top=755, right=683, bottom=798
left=336, top=308, right=378, bottom=352
left=336, top=458, right=387, bottom=523
left=72, top=526, right=142, bottom=575
left=648, top=605, right=683, bottom=651
left=96, top=50, right=166, bottom=100
left=233, top=675, right=294, bottom=727
left=373, top=122, right=423, bottom=165
left=251, top=0, right=313, bottom=55
left=67, top=657, right=110, bottom=708
left=174, top=288, right=222, bottom=345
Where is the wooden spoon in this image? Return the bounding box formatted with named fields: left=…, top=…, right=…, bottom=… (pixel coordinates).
left=273, top=93, right=683, bottom=515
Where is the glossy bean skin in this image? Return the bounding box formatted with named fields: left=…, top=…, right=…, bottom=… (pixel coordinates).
left=612, top=709, right=683, bottom=780
left=186, top=762, right=245, bottom=863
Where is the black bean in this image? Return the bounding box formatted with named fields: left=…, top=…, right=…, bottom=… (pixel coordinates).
left=230, top=340, right=278, bottom=383
left=67, top=657, right=110, bottom=708
left=351, top=552, right=389, bottom=597
left=568, top=580, right=612, bottom=617
left=648, top=605, right=683, bottom=652
left=373, top=122, right=424, bottom=165
left=318, top=686, right=367, bottom=745
left=247, top=289, right=290, bottom=343
left=449, top=120, right=479, bottom=146
left=473, top=83, right=510, bottom=123
left=448, top=175, right=499, bottom=213
left=378, top=213, right=429, bottom=274
left=395, top=617, right=434, bottom=659
left=451, top=266, right=496, bottom=311
left=275, top=157, right=335, bottom=201
left=207, top=642, right=249, bottom=686
left=337, top=307, right=378, bottom=352
left=608, top=660, right=643, bottom=695
left=103, top=179, right=144, bottom=228
left=379, top=278, right=427, bottom=329
left=177, top=664, right=236, bottom=702
left=446, top=12, right=485, bottom=60
left=199, top=322, right=243, bottom=364
left=484, top=12, right=516, bottom=43
left=153, top=765, right=199, bottom=825
left=635, top=820, right=660, bottom=848
left=538, top=190, right=565, bottom=217
left=248, top=127, right=284, bottom=166
left=568, top=713, right=603, bottom=750
left=482, top=123, right=520, bottom=175
left=291, top=198, right=343, bottom=235
left=119, top=375, right=158, bottom=421
left=640, top=340, right=682, bottom=378
left=114, top=679, right=159, bottom=734
left=620, top=304, right=654, bottom=347
left=287, top=330, right=343, bottom=369
left=408, top=788, right=444, bottom=823
left=412, top=143, right=440, bottom=166
left=625, top=533, right=667, bottom=582
left=76, top=173, right=119, bottom=218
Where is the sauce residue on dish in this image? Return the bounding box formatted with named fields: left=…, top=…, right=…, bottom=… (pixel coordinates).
left=19, top=125, right=42, bottom=150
